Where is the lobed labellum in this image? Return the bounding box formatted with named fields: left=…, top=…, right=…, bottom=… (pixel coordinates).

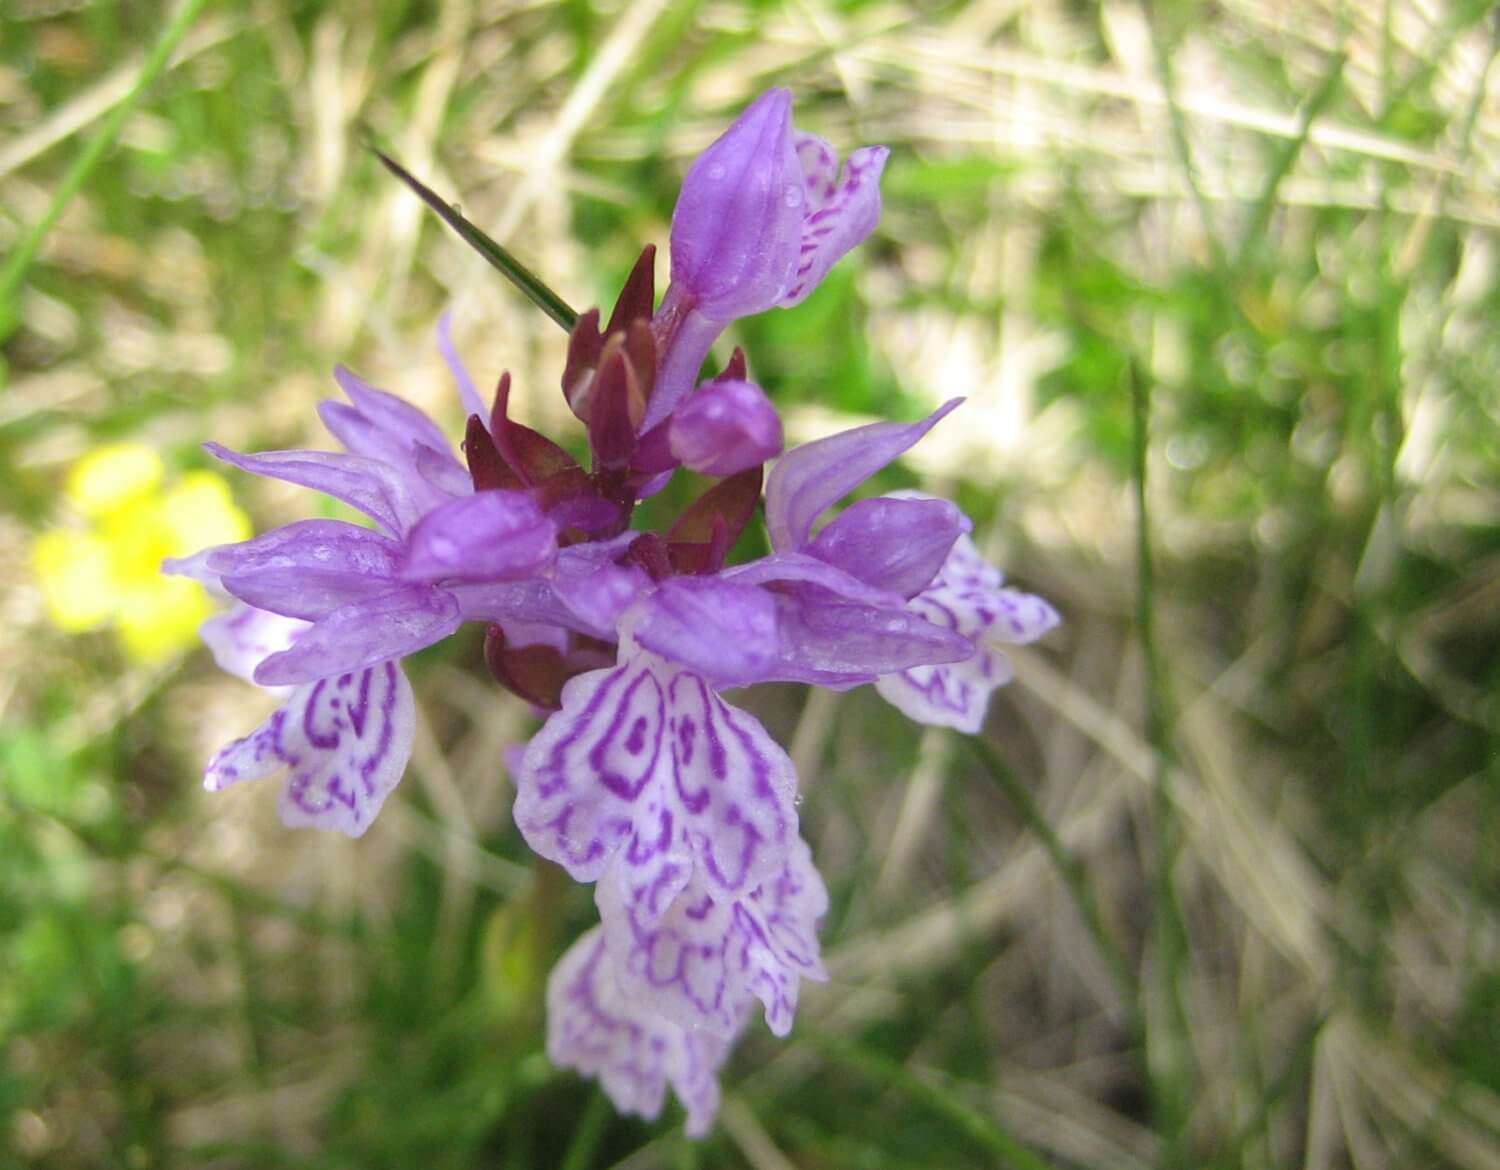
left=547, top=926, right=735, bottom=1137
left=204, top=660, right=415, bottom=837
left=512, top=650, right=798, bottom=906
left=597, top=835, right=828, bottom=1038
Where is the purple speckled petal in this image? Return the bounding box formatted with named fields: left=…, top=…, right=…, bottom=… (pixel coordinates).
left=207, top=520, right=404, bottom=620
left=778, top=143, right=889, bottom=308
left=546, top=925, right=737, bottom=1138
left=204, top=442, right=423, bottom=538
left=805, top=495, right=968, bottom=598
left=401, top=490, right=557, bottom=584
left=199, top=603, right=308, bottom=684
left=872, top=520, right=1060, bottom=730
left=204, top=660, right=414, bottom=837
left=628, top=577, right=778, bottom=687
left=513, top=651, right=798, bottom=902
left=253, top=586, right=461, bottom=686
left=874, top=645, right=1014, bottom=733
left=597, top=835, right=828, bottom=1038
left=763, top=399, right=962, bottom=551
left=668, top=378, right=783, bottom=477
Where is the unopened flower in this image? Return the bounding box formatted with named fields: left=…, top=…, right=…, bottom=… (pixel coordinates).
left=647, top=89, right=889, bottom=427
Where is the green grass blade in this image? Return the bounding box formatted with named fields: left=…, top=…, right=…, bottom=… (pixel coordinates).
left=1232, top=54, right=1347, bottom=277
left=373, top=148, right=579, bottom=332
left=0, top=0, right=211, bottom=346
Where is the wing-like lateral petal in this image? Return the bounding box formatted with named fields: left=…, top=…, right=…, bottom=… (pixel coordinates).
left=763, top=399, right=962, bottom=552
left=401, top=490, right=557, bottom=583
left=805, top=495, right=968, bottom=598
left=204, top=660, right=414, bottom=837
left=207, top=519, right=406, bottom=620
left=205, top=443, right=422, bottom=537
left=253, top=586, right=461, bottom=685
left=513, top=652, right=798, bottom=902
left=436, top=312, right=490, bottom=426
left=597, top=836, right=827, bottom=1038
left=546, top=926, right=736, bottom=1138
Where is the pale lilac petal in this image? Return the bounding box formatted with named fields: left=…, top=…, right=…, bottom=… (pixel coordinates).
left=905, top=530, right=1059, bottom=643
left=874, top=645, right=1013, bottom=733
left=413, top=441, right=474, bottom=498
left=628, top=578, right=777, bottom=687
left=401, top=491, right=557, bottom=583
left=332, top=364, right=457, bottom=461
left=720, top=551, right=904, bottom=610
left=768, top=590, right=973, bottom=687
left=513, top=652, right=798, bottom=901
left=200, top=603, right=308, bottom=684
left=205, top=442, right=421, bottom=537
left=253, top=587, right=461, bottom=685
left=793, top=132, right=839, bottom=203
left=206, top=520, right=404, bottom=620
left=778, top=145, right=889, bottom=307
left=552, top=559, right=651, bottom=640
left=806, top=495, right=968, bottom=598
left=668, top=89, right=803, bottom=322
left=763, top=399, right=963, bottom=551
left=546, top=926, right=736, bottom=1137
left=161, top=547, right=220, bottom=587
left=597, top=836, right=828, bottom=1038
left=204, top=660, right=414, bottom=837
left=668, top=379, right=783, bottom=477
left=436, top=312, right=489, bottom=426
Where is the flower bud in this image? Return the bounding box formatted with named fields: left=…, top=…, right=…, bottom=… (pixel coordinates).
left=669, top=378, right=783, bottom=477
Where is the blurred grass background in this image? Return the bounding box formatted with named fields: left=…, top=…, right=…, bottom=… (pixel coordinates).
left=3, top=0, right=1500, bottom=1166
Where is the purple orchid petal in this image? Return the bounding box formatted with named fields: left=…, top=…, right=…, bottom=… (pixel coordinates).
left=202, top=520, right=404, bottom=620
left=805, top=495, right=968, bottom=598
left=200, top=603, right=308, bottom=684
left=161, top=547, right=220, bottom=587
left=669, top=89, right=804, bottom=324
left=669, top=378, right=783, bottom=477
left=204, top=442, right=422, bottom=538
left=547, top=925, right=737, bottom=1138
left=204, top=660, right=414, bottom=837
left=513, top=652, right=798, bottom=902
left=874, top=645, right=1014, bottom=734
left=871, top=521, right=1060, bottom=729
left=719, top=550, right=905, bottom=609
left=401, top=490, right=557, bottom=584
left=253, top=586, right=461, bottom=686
left=778, top=143, right=889, bottom=307
left=332, top=365, right=456, bottom=458
left=552, top=561, right=651, bottom=640
left=597, top=835, right=828, bottom=1039
left=763, top=399, right=963, bottom=551
left=413, top=441, right=474, bottom=498
left=768, top=589, right=973, bottom=687
left=904, top=528, right=1060, bottom=644
left=628, top=578, right=778, bottom=687
left=436, top=312, right=489, bottom=427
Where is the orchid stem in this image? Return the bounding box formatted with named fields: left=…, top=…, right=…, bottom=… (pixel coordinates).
left=372, top=147, right=579, bottom=333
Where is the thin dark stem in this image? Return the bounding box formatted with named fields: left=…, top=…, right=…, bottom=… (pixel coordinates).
left=373, top=148, right=579, bottom=332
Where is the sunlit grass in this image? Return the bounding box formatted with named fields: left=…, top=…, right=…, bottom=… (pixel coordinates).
left=2, top=0, right=1499, bottom=1167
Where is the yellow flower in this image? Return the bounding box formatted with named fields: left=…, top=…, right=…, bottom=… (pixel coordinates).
left=33, top=442, right=252, bottom=662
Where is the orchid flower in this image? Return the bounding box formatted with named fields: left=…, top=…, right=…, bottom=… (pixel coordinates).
left=168, top=87, right=1058, bottom=1135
